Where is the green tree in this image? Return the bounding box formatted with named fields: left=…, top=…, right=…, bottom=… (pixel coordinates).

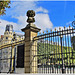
left=0, top=0, right=10, bottom=16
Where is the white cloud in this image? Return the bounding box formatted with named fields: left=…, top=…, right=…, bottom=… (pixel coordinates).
left=7, top=1, right=37, bottom=16
left=12, top=13, right=53, bottom=32
left=0, top=1, right=53, bottom=35
left=66, top=21, right=72, bottom=25
left=35, top=7, right=48, bottom=13
left=7, top=1, right=49, bottom=16
left=35, top=14, right=53, bottom=31
left=9, top=1, right=53, bottom=31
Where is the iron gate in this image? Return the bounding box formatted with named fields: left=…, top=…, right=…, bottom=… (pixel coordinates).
left=0, top=44, right=24, bottom=74
left=0, top=46, right=16, bottom=73
left=33, top=26, right=75, bottom=73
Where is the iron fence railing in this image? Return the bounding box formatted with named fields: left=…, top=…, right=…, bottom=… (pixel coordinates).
left=0, top=46, right=16, bottom=73
left=33, top=26, right=75, bottom=73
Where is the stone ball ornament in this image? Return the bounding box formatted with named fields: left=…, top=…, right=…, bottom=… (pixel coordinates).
left=27, top=10, right=35, bottom=23
left=27, top=10, right=35, bottom=17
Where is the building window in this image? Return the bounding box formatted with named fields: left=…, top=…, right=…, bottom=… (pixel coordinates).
left=6, top=37, right=8, bottom=39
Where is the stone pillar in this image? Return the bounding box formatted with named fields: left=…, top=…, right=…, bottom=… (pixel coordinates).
left=21, top=10, right=41, bottom=73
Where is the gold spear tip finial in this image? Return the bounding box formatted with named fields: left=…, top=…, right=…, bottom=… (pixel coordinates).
left=39, top=32, right=41, bottom=34
left=43, top=31, right=44, bottom=34
left=55, top=28, right=56, bottom=31
left=50, top=29, right=52, bottom=32
left=14, top=32, right=15, bottom=34
left=46, top=30, right=48, bottom=33
left=69, top=25, right=71, bottom=28
left=64, top=26, right=66, bottom=29
left=59, top=27, right=61, bottom=30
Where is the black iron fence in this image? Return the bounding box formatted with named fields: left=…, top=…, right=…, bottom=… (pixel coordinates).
left=0, top=26, right=75, bottom=74
left=33, top=26, right=75, bottom=73
left=0, top=46, right=16, bottom=73
left=0, top=44, right=24, bottom=74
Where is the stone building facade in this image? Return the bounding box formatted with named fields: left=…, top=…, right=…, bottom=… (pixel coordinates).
left=0, top=24, right=24, bottom=72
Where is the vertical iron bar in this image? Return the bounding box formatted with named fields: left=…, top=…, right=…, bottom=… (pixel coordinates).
left=66, top=29, right=69, bottom=73
left=53, top=32, right=55, bottom=73
left=38, top=40, right=41, bottom=73
left=55, top=31, right=58, bottom=73
left=49, top=33, right=51, bottom=73
left=13, top=46, right=16, bottom=73
left=39, top=38, right=43, bottom=73
left=48, top=38, right=50, bottom=73
left=64, top=29, right=66, bottom=73
left=42, top=35, right=44, bottom=73
left=62, top=30, right=66, bottom=73
left=40, top=38, right=42, bottom=73
left=43, top=37, right=44, bottom=73
left=41, top=38, right=43, bottom=73
left=47, top=34, right=48, bottom=73
left=45, top=33, right=46, bottom=73
left=65, top=30, right=68, bottom=73
left=72, top=28, right=74, bottom=73
left=58, top=31, right=60, bottom=73
left=67, top=29, right=71, bottom=73
left=46, top=34, right=47, bottom=73
left=69, top=29, right=72, bottom=73
left=50, top=33, right=52, bottom=73
left=60, top=35, right=65, bottom=73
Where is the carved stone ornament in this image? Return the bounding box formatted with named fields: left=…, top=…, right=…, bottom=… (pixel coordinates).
left=26, top=10, right=35, bottom=23
left=27, top=10, right=35, bottom=17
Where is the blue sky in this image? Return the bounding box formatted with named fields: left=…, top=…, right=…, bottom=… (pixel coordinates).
left=0, top=1, right=75, bottom=35
left=37, top=1, right=75, bottom=26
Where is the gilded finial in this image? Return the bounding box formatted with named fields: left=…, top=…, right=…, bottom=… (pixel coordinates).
left=59, top=27, right=61, bottom=30
left=69, top=25, right=71, bottom=29
left=14, top=32, right=15, bottom=34
left=39, top=32, right=41, bottom=34
left=43, top=31, right=44, bottom=34
left=64, top=26, right=66, bottom=29
left=46, top=30, right=48, bottom=33
left=55, top=28, right=56, bottom=31
left=50, top=29, right=52, bottom=32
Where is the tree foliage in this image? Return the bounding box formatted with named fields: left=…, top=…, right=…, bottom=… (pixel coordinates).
left=37, top=42, right=75, bottom=65
left=0, top=0, right=10, bottom=16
